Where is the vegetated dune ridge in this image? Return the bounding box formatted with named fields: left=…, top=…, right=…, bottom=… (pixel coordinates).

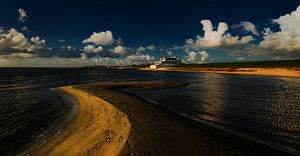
left=27, top=81, right=289, bottom=156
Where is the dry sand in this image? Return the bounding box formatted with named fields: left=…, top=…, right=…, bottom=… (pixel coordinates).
left=27, top=81, right=288, bottom=156
left=29, top=86, right=131, bottom=156
left=138, top=67, right=300, bottom=78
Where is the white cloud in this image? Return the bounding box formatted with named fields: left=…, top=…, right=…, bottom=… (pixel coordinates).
left=187, top=51, right=197, bottom=62
left=195, top=20, right=228, bottom=47
left=82, top=30, right=113, bottom=45
left=58, top=39, right=65, bottom=43
left=0, top=52, right=155, bottom=67
left=66, top=46, right=76, bottom=51
left=126, top=54, right=154, bottom=63
left=199, top=51, right=209, bottom=62
left=222, top=34, right=253, bottom=46
left=110, top=45, right=127, bottom=54
left=259, top=5, right=300, bottom=53
left=0, top=28, right=48, bottom=56
left=81, top=54, right=154, bottom=66
left=136, top=46, right=146, bottom=53
left=146, top=45, right=156, bottom=51
left=80, top=53, right=87, bottom=63
left=237, top=57, right=245, bottom=61
left=21, top=26, right=28, bottom=31
left=167, top=50, right=172, bottom=56
left=83, top=45, right=103, bottom=53
left=273, top=56, right=280, bottom=60
left=186, top=50, right=209, bottom=62
left=0, top=28, right=30, bottom=50
left=192, top=20, right=254, bottom=48
left=29, top=36, right=46, bottom=51
left=185, top=38, right=194, bottom=45
left=240, top=21, right=258, bottom=36
left=18, top=9, right=28, bottom=22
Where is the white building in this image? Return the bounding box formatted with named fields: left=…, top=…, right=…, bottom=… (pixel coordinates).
left=150, top=56, right=180, bottom=69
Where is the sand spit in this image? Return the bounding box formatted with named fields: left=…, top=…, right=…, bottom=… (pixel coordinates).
left=30, top=86, right=131, bottom=156
left=27, top=81, right=289, bottom=156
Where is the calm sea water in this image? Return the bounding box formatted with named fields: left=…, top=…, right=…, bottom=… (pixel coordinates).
left=0, top=68, right=299, bottom=155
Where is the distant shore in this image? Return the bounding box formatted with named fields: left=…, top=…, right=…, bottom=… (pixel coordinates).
left=136, top=67, right=300, bottom=78
left=110, top=60, right=300, bottom=78
left=24, top=81, right=289, bottom=155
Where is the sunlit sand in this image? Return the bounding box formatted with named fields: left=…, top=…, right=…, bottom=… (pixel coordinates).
left=138, top=67, right=300, bottom=78
left=27, top=82, right=285, bottom=155
left=31, top=86, right=131, bottom=156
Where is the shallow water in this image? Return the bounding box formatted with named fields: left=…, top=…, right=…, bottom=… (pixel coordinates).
left=0, top=68, right=299, bottom=155
left=136, top=73, right=300, bottom=153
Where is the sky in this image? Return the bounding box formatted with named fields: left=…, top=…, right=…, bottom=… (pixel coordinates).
left=0, top=0, right=300, bottom=67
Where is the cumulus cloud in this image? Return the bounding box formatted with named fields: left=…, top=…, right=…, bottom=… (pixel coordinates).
left=83, top=45, right=103, bottom=53
left=146, top=45, right=156, bottom=51
left=18, top=9, right=28, bottom=22
left=0, top=50, right=154, bottom=67
left=259, top=5, right=300, bottom=54
left=82, top=30, right=114, bottom=45
left=0, top=28, right=30, bottom=51
left=77, top=54, right=155, bottom=66
left=110, top=45, right=127, bottom=54
left=29, top=36, right=46, bottom=51
left=199, top=51, right=209, bottom=62
left=186, top=50, right=209, bottom=62
left=240, top=21, right=258, bottom=36
left=0, top=28, right=49, bottom=58
left=237, top=57, right=245, bottom=61
left=187, top=51, right=197, bottom=62
left=188, top=19, right=255, bottom=50
left=195, top=20, right=228, bottom=47
left=58, top=39, right=66, bottom=43
left=92, top=54, right=154, bottom=66
left=66, top=46, right=76, bottom=51
left=80, top=53, right=87, bottom=62
left=136, top=46, right=146, bottom=53
left=21, top=26, right=28, bottom=31
left=185, top=38, right=195, bottom=46
left=60, top=46, right=76, bottom=52
left=222, top=34, right=253, bottom=46
left=126, top=54, right=154, bottom=63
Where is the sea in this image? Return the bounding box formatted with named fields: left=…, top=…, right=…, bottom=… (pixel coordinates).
left=0, top=68, right=299, bottom=155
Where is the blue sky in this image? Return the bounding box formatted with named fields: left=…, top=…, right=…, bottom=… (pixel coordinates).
left=0, top=0, right=300, bottom=66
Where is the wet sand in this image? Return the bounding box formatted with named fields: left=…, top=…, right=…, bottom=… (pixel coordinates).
left=138, top=67, right=300, bottom=78
left=28, top=81, right=289, bottom=156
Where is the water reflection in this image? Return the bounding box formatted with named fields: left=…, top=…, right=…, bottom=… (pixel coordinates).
left=136, top=73, right=300, bottom=153
left=0, top=68, right=299, bottom=153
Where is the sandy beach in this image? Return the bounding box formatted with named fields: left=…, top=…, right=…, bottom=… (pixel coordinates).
left=26, top=81, right=289, bottom=156
left=137, top=67, right=300, bottom=78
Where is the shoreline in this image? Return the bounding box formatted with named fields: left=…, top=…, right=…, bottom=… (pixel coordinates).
left=28, top=86, right=131, bottom=156
left=130, top=67, right=300, bottom=78
left=25, top=82, right=291, bottom=155
left=18, top=90, right=79, bottom=156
